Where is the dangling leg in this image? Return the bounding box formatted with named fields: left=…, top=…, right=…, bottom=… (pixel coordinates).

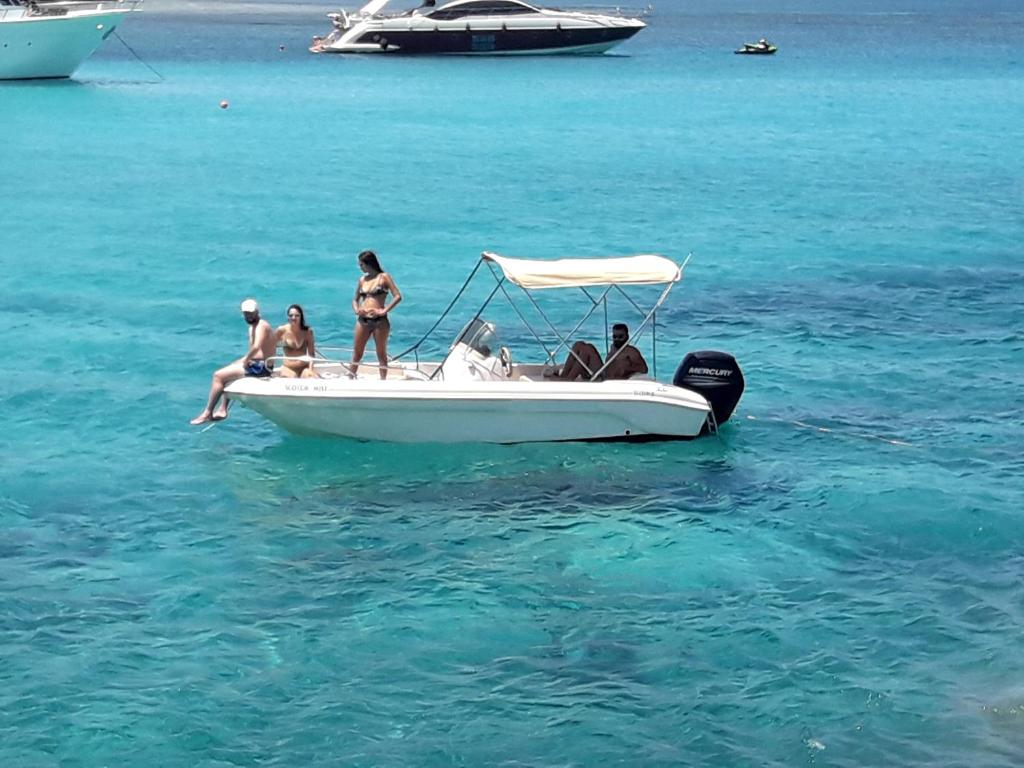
left=192, top=360, right=245, bottom=424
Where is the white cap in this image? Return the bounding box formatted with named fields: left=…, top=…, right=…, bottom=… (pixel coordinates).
left=240, top=298, right=259, bottom=313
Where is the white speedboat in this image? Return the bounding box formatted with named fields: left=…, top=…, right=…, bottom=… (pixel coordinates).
left=0, top=0, right=141, bottom=81
left=224, top=252, right=745, bottom=444
left=311, top=0, right=647, bottom=56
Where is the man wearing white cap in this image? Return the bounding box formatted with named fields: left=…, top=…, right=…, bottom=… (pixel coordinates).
left=190, top=298, right=277, bottom=425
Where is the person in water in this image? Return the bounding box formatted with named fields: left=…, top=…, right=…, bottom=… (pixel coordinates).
left=191, top=298, right=276, bottom=424
left=546, top=323, right=649, bottom=381
left=276, top=304, right=319, bottom=378
left=350, top=249, right=402, bottom=379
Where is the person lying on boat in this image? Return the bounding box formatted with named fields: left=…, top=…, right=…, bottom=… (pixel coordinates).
left=310, top=31, right=339, bottom=52
left=277, top=303, right=319, bottom=379
left=190, top=299, right=277, bottom=425
left=545, top=323, right=649, bottom=381
left=350, top=249, right=403, bottom=380
left=311, top=15, right=346, bottom=52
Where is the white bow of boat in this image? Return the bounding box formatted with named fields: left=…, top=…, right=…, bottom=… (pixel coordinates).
left=0, top=0, right=143, bottom=80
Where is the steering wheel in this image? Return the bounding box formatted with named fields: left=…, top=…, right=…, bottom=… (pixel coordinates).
left=499, top=346, right=513, bottom=378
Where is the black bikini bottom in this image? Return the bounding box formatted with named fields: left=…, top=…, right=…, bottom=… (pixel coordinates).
left=359, top=316, right=387, bottom=329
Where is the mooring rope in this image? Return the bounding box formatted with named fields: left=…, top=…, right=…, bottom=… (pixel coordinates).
left=744, top=414, right=913, bottom=447
left=113, top=30, right=164, bottom=81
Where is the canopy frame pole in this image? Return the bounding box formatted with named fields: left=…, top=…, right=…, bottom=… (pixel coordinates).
left=602, top=289, right=609, bottom=357
left=608, top=282, right=654, bottom=377
left=588, top=278, right=678, bottom=381
left=427, top=274, right=504, bottom=381
left=491, top=272, right=564, bottom=366
left=487, top=262, right=597, bottom=374
left=391, top=257, right=484, bottom=361
left=652, top=310, right=657, bottom=379
left=591, top=253, right=689, bottom=379
left=513, top=282, right=615, bottom=375
left=540, top=284, right=612, bottom=366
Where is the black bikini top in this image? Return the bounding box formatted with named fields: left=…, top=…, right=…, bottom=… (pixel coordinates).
left=359, top=279, right=388, bottom=300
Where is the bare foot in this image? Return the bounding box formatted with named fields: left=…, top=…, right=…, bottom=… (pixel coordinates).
left=190, top=412, right=212, bottom=425
left=211, top=406, right=229, bottom=421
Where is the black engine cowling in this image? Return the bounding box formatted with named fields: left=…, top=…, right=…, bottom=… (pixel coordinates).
left=673, top=351, right=745, bottom=431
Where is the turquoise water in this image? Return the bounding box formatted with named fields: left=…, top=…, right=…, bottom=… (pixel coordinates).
left=3, top=1, right=1024, bottom=764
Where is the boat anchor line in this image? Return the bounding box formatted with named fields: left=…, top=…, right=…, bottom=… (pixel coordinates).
left=744, top=415, right=914, bottom=447
left=113, top=29, right=164, bottom=80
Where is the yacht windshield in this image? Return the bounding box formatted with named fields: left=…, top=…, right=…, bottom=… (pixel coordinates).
left=426, top=0, right=538, bottom=19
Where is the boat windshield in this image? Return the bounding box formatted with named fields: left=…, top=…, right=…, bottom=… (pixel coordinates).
left=425, top=0, right=538, bottom=20
left=455, top=318, right=500, bottom=357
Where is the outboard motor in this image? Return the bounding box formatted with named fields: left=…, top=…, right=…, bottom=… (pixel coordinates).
left=673, top=351, right=745, bottom=433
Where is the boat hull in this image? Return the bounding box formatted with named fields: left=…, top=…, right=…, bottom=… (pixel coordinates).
left=224, top=377, right=712, bottom=443
left=0, top=8, right=129, bottom=80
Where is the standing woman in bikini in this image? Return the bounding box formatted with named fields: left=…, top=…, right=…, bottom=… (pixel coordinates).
left=350, top=249, right=402, bottom=379
left=276, top=304, right=319, bottom=378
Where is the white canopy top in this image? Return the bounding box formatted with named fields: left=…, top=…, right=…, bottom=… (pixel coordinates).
left=482, top=252, right=681, bottom=289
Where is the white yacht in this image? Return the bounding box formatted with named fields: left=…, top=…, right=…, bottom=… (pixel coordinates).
left=0, top=0, right=141, bottom=80
left=223, top=252, right=745, bottom=444
left=311, top=0, right=647, bottom=56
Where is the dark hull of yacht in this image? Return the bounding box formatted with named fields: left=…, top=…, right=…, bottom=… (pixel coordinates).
left=344, top=24, right=641, bottom=54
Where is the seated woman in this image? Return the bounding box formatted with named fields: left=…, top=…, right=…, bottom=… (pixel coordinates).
left=276, top=304, right=319, bottom=378
left=350, top=249, right=403, bottom=379
left=546, top=323, right=648, bottom=381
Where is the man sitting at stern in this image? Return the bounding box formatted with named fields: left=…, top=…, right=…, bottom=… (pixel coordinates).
left=546, top=323, right=649, bottom=381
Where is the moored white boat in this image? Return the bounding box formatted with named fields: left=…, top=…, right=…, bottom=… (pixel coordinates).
left=0, top=0, right=141, bottom=81
left=225, top=252, right=746, bottom=444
